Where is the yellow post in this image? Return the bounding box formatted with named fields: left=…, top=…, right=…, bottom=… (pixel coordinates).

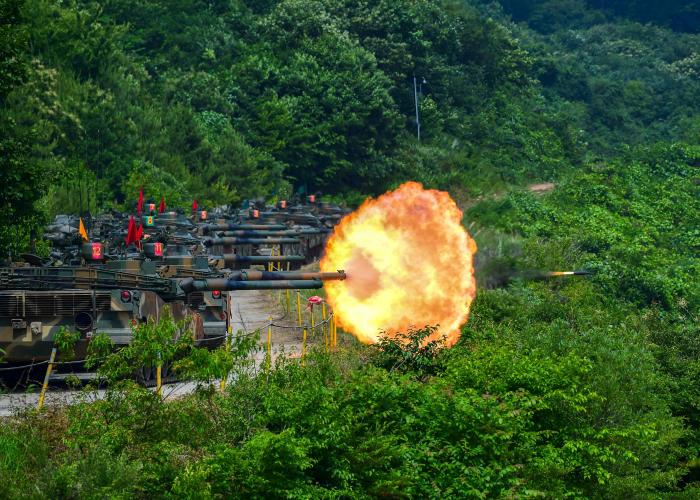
left=330, top=315, right=335, bottom=349
left=267, top=315, right=272, bottom=372
left=302, top=327, right=307, bottom=366
left=156, top=364, right=162, bottom=395
left=296, top=291, right=302, bottom=326
left=37, top=347, right=57, bottom=410
left=332, top=315, right=337, bottom=349
left=310, top=307, right=315, bottom=337
left=156, top=352, right=162, bottom=396
left=322, top=302, right=328, bottom=351
left=285, top=262, right=291, bottom=314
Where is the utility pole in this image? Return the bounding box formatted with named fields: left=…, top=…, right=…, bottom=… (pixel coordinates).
left=413, top=75, right=421, bottom=142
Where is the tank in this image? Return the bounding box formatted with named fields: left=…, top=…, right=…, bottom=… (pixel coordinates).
left=140, top=243, right=227, bottom=341
left=0, top=266, right=345, bottom=363
left=211, top=227, right=329, bottom=263
left=0, top=266, right=181, bottom=363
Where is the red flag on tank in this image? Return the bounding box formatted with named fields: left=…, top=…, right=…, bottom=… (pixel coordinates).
left=134, top=222, right=144, bottom=249
left=192, top=198, right=198, bottom=212
left=158, top=196, right=166, bottom=213
left=137, top=188, right=144, bottom=216
left=125, top=216, right=137, bottom=245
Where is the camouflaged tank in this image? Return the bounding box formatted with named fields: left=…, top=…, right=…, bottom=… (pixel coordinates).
left=141, top=242, right=227, bottom=343
left=205, top=199, right=334, bottom=264
left=0, top=266, right=346, bottom=363
left=70, top=239, right=222, bottom=346
left=234, top=205, right=331, bottom=263
left=197, top=224, right=257, bottom=262
left=0, top=263, right=197, bottom=363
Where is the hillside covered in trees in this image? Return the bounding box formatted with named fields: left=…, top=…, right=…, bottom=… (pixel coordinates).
left=1, top=0, right=699, bottom=497
left=3, top=0, right=698, bottom=252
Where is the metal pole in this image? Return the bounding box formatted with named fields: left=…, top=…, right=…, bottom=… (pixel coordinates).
left=310, top=306, right=315, bottom=336
left=285, top=262, right=291, bottom=314
left=330, top=314, right=335, bottom=350
left=267, top=315, right=272, bottom=372
left=37, top=348, right=57, bottom=410
left=296, top=291, right=302, bottom=326
left=221, top=293, right=233, bottom=392
left=322, top=302, right=328, bottom=351
left=413, top=75, right=421, bottom=142
left=302, top=327, right=307, bottom=366
left=333, top=315, right=337, bottom=349
left=156, top=352, right=162, bottom=396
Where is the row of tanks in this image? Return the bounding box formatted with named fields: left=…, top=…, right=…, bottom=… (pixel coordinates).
left=0, top=196, right=349, bottom=366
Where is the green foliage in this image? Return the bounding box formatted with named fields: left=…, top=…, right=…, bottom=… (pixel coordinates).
left=469, top=143, right=700, bottom=310
left=84, top=332, right=114, bottom=370
left=53, top=326, right=80, bottom=361
left=1, top=330, right=690, bottom=497
left=483, top=2, right=700, bottom=157
left=175, top=330, right=260, bottom=384
left=490, top=0, right=700, bottom=33
left=372, top=325, right=446, bottom=378
left=465, top=281, right=689, bottom=495
left=0, top=412, right=53, bottom=497
left=122, top=160, right=190, bottom=211
left=1, top=0, right=699, bottom=255
left=95, top=306, right=193, bottom=383
left=0, top=0, right=54, bottom=258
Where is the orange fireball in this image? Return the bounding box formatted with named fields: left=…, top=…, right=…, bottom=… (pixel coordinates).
left=321, top=182, right=477, bottom=347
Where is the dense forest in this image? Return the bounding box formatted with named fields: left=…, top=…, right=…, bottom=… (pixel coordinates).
left=1, top=0, right=699, bottom=497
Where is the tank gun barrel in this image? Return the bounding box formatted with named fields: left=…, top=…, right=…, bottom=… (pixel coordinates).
left=259, top=212, right=319, bottom=221
left=182, top=280, right=328, bottom=291
left=229, top=270, right=345, bottom=281
left=203, top=223, right=287, bottom=233
left=204, top=237, right=301, bottom=247
left=219, top=229, right=328, bottom=237
left=209, top=254, right=306, bottom=266
left=179, top=270, right=346, bottom=293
